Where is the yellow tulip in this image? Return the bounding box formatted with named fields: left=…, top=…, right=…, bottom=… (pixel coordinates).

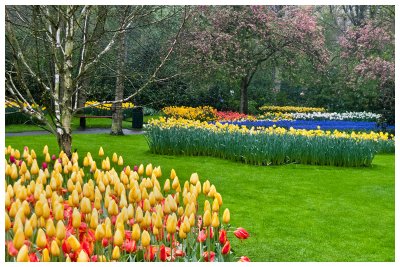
left=56, top=220, right=66, bottom=240
left=166, top=213, right=177, bottom=234
left=190, top=173, right=199, bottom=185
left=67, top=235, right=81, bottom=251
left=203, top=210, right=211, bottom=227
left=223, top=208, right=230, bottom=224
left=108, top=199, right=119, bottom=216
left=13, top=228, right=25, bottom=250
left=77, top=249, right=89, bottom=262
left=46, top=219, right=56, bottom=238
left=50, top=240, right=60, bottom=256
left=16, top=244, right=29, bottom=262
left=42, top=248, right=50, bottom=262
left=6, top=213, right=11, bottom=231
left=53, top=203, right=64, bottom=221
left=24, top=219, right=33, bottom=238
left=90, top=209, right=99, bottom=229
left=145, top=163, right=153, bottom=177
left=141, top=230, right=150, bottom=247
left=179, top=226, right=187, bottom=239
left=170, top=168, right=176, bottom=179
left=208, top=185, right=216, bottom=198
left=132, top=223, right=141, bottom=241
left=138, top=164, right=144, bottom=176
left=99, top=147, right=104, bottom=157
left=203, top=180, right=210, bottom=195
left=118, top=156, right=123, bottom=166
left=80, top=197, right=91, bottom=214
left=112, top=246, right=120, bottom=260
left=30, top=159, right=39, bottom=175
left=212, top=198, right=219, bottom=212
left=95, top=224, right=105, bottom=241
left=211, top=212, right=220, bottom=228
left=45, top=153, right=51, bottom=163
left=72, top=208, right=81, bottom=228
left=114, top=228, right=124, bottom=247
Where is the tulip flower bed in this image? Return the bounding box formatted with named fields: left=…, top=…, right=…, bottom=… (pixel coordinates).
left=82, top=101, right=135, bottom=117
left=259, top=105, right=326, bottom=113
left=162, top=106, right=217, bottom=121
left=146, top=118, right=395, bottom=167
left=5, top=145, right=250, bottom=262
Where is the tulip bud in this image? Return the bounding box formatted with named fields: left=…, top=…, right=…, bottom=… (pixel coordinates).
left=179, top=226, right=187, bottom=239
left=203, top=210, right=211, bottom=227
left=212, top=198, right=219, bottom=212
left=95, top=224, right=105, bottom=241
left=118, top=156, right=123, bottom=166
left=80, top=197, right=91, bottom=214
left=211, top=212, right=220, bottom=228
left=90, top=209, right=99, bottom=229
left=72, top=208, right=81, bottom=228
left=164, top=179, right=170, bottom=192
left=166, top=213, right=177, bottom=234
left=46, top=219, right=56, bottom=238
left=13, top=228, right=25, bottom=250
left=114, top=228, right=124, bottom=247
left=77, top=249, right=89, bottom=262
left=67, top=235, right=81, bottom=251
left=145, top=163, right=153, bottom=177
left=24, top=219, right=33, bottom=238
left=53, top=203, right=64, bottom=221
left=141, top=230, right=150, bottom=247
left=223, top=208, right=230, bottom=224
left=221, top=240, right=231, bottom=254
left=112, top=246, right=120, bottom=260
left=208, top=185, right=216, bottom=198
left=16, top=244, right=29, bottom=262
left=6, top=213, right=11, bottom=231
left=50, top=240, right=60, bottom=256
left=56, top=220, right=66, bottom=240
left=138, top=164, right=144, bottom=176
left=131, top=223, right=141, bottom=241
left=135, top=207, right=143, bottom=223
left=108, top=199, right=119, bottom=216
left=190, top=173, right=199, bottom=185
left=203, top=180, right=210, bottom=195
left=42, top=248, right=50, bottom=262
left=99, top=147, right=104, bottom=157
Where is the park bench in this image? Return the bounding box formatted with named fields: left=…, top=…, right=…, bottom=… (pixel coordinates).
left=77, top=115, right=112, bottom=129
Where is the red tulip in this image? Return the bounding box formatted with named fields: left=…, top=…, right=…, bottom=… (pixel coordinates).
left=175, top=249, right=184, bottom=257
left=202, top=251, right=215, bottom=262
left=209, top=227, right=214, bottom=238
left=122, top=240, right=137, bottom=253
left=197, top=230, right=206, bottom=243
left=234, top=227, right=249, bottom=240
left=101, top=238, right=109, bottom=247
left=221, top=240, right=231, bottom=254
left=62, top=239, right=71, bottom=254
left=91, top=255, right=98, bottom=262
left=144, top=245, right=156, bottom=261
left=42, top=162, right=48, bottom=169
left=7, top=241, right=18, bottom=257
left=238, top=256, right=251, bottom=262
left=52, top=155, right=57, bottom=161
left=134, top=165, right=138, bottom=172
left=29, top=253, right=39, bottom=262
left=159, top=244, right=167, bottom=262
left=9, top=155, right=15, bottom=163
left=219, top=229, right=227, bottom=244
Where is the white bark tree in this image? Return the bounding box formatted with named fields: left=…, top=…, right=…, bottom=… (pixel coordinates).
left=6, top=5, right=189, bottom=157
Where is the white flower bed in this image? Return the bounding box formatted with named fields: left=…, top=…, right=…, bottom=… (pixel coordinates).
left=290, top=111, right=381, bottom=121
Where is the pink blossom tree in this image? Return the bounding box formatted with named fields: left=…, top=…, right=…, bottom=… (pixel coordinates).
left=182, top=6, right=329, bottom=114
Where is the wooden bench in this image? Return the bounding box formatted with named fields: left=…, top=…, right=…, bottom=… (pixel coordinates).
left=77, top=115, right=112, bottom=129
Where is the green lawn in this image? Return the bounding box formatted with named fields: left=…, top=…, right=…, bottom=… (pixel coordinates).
left=5, top=115, right=160, bottom=133
left=5, top=134, right=395, bottom=262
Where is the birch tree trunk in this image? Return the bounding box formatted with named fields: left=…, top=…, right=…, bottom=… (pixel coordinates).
left=111, top=10, right=128, bottom=135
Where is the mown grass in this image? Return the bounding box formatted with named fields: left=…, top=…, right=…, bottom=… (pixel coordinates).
left=5, top=115, right=160, bottom=133
left=5, top=134, right=395, bottom=262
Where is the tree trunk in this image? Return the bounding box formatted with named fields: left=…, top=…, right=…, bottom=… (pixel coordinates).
left=272, top=66, right=281, bottom=105
left=111, top=12, right=127, bottom=135
left=240, top=76, right=249, bottom=114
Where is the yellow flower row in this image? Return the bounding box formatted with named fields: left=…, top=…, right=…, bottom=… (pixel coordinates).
left=6, top=100, right=46, bottom=110
left=84, top=101, right=134, bottom=110
left=259, top=105, right=326, bottom=113
left=258, top=112, right=294, bottom=121
left=149, top=117, right=394, bottom=142
left=162, top=106, right=217, bottom=121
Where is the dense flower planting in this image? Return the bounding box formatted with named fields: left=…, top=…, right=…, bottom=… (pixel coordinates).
left=259, top=105, right=326, bottom=113
left=84, top=101, right=135, bottom=110
left=229, top=119, right=395, bottom=132
left=162, top=106, right=217, bottom=121
left=216, top=111, right=256, bottom=122
left=146, top=118, right=394, bottom=167
left=5, top=145, right=250, bottom=262
left=288, top=111, right=381, bottom=122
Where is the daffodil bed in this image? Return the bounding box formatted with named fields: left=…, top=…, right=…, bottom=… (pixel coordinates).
left=5, top=145, right=250, bottom=262
left=145, top=118, right=394, bottom=167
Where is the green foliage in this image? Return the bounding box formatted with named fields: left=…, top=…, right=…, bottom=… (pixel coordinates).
left=145, top=125, right=393, bottom=167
